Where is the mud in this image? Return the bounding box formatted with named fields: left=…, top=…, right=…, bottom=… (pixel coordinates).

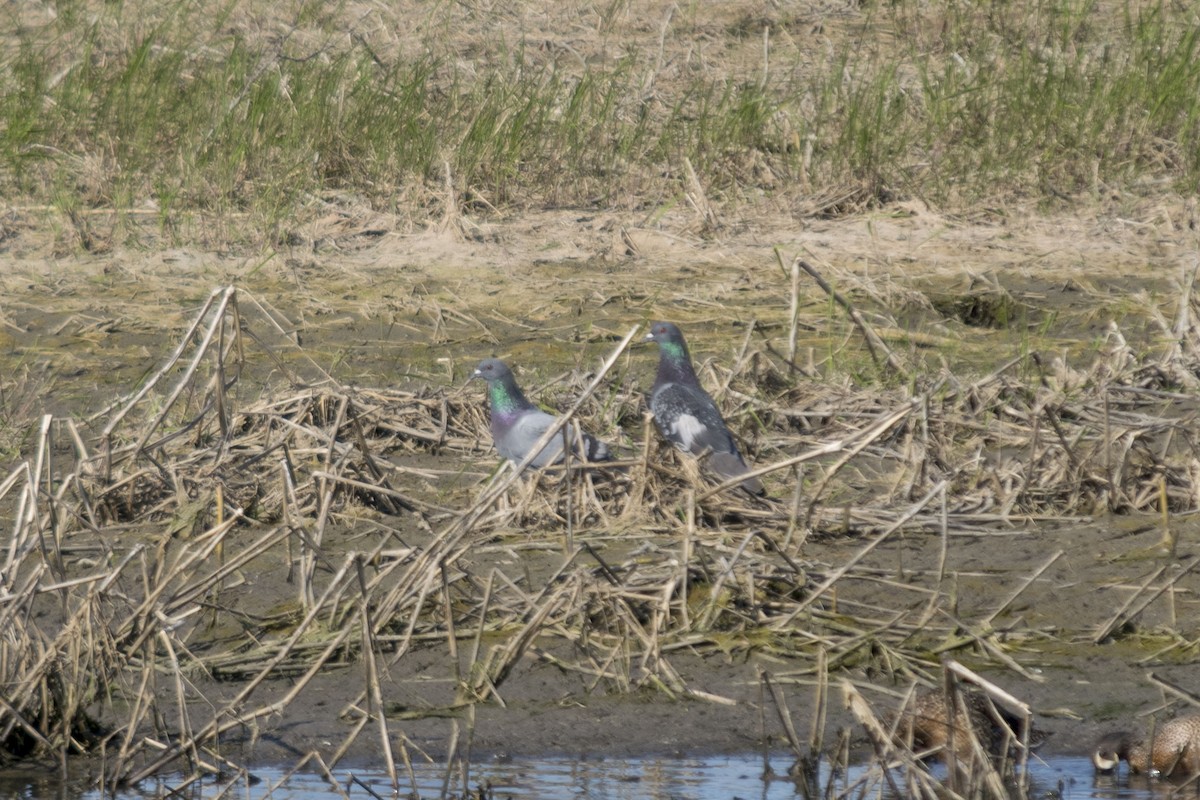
left=4, top=204, right=1198, bottom=770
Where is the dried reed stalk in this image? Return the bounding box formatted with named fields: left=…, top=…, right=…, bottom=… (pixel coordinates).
left=13, top=271, right=1200, bottom=792
left=843, top=682, right=946, bottom=800
left=794, top=256, right=909, bottom=380
left=1093, top=556, right=1200, bottom=643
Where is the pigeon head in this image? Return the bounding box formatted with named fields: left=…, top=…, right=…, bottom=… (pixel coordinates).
left=645, top=321, right=690, bottom=360
left=646, top=321, right=697, bottom=383
left=472, top=357, right=513, bottom=384
left=472, top=358, right=532, bottom=415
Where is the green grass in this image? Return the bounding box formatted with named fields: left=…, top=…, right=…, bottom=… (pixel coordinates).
left=0, top=0, right=1198, bottom=247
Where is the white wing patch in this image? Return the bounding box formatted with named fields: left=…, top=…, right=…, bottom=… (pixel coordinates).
left=670, top=413, right=705, bottom=452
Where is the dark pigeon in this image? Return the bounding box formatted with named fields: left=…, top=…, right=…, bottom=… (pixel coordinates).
left=645, top=322, right=765, bottom=495
left=472, top=358, right=613, bottom=468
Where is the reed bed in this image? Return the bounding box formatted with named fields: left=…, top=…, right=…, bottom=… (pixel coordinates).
left=3, top=272, right=1200, bottom=795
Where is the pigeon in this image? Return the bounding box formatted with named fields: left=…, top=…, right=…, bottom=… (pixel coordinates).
left=471, top=358, right=613, bottom=469
left=644, top=321, right=765, bottom=495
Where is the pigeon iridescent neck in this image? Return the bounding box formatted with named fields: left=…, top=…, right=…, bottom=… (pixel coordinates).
left=488, top=378, right=526, bottom=418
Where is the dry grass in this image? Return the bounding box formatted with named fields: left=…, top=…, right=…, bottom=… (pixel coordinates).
left=4, top=265, right=1200, bottom=793
left=3, top=0, right=1200, bottom=250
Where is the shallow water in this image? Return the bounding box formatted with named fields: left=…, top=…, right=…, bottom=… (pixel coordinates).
left=0, top=754, right=1186, bottom=800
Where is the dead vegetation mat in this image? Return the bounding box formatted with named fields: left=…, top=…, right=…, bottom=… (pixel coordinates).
left=5, top=274, right=1200, bottom=793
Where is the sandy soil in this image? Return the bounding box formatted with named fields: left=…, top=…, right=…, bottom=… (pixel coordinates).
left=4, top=201, right=1200, bottom=773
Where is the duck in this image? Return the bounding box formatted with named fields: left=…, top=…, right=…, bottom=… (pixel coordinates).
left=893, top=688, right=1043, bottom=766
left=1092, top=713, right=1200, bottom=777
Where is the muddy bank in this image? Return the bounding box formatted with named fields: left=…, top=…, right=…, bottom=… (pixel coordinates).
left=141, top=515, right=1197, bottom=768
left=1, top=206, right=1199, bottom=785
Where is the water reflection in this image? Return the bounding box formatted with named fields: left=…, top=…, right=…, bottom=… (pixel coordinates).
left=0, top=754, right=1191, bottom=799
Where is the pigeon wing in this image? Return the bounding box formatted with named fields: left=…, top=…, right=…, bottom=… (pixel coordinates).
left=650, top=382, right=737, bottom=456
left=652, top=382, right=763, bottom=494
left=500, top=410, right=565, bottom=467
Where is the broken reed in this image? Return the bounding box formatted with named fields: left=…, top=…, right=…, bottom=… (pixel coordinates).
left=5, top=276, right=1200, bottom=787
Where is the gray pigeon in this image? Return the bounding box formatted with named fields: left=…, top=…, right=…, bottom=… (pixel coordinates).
left=645, top=322, right=765, bottom=495
left=472, top=358, right=613, bottom=468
